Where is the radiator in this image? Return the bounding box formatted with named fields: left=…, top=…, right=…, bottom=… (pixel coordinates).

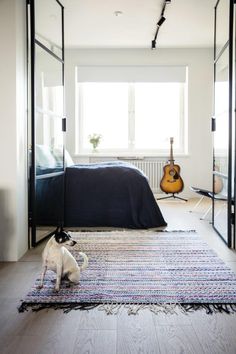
left=89, top=157, right=166, bottom=193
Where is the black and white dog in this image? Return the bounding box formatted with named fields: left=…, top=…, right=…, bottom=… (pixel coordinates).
left=39, top=227, right=88, bottom=292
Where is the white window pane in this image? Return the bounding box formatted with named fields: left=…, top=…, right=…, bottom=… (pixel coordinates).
left=215, top=82, right=228, bottom=116
left=43, top=86, right=63, bottom=115
left=134, top=83, right=182, bottom=149
left=215, top=112, right=228, bottom=150
left=81, top=83, right=128, bottom=149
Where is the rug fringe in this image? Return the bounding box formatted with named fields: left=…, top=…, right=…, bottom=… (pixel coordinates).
left=18, top=301, right=100, bottom=313
left=18, top=302, right=236, bottom=315
left=181, top=303, right=236, bottom=315
left=98, top=303, right=123, bottom=315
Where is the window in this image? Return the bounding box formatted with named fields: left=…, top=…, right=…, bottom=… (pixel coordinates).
left=75, top=67, right=187, bottom=155
left=78, top=83, right=129, bottom=150
left=134, top=83, right=184, bottom=150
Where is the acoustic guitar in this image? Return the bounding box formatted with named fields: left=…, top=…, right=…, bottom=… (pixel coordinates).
left=160, top=137, right=184, bottom=194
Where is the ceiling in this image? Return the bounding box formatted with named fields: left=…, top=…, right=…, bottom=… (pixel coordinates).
left=62, top=0, right=216, bottom=49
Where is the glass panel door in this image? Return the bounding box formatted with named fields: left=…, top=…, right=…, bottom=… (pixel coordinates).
left=35, top=0, right=63, bottom=59
left=213, top=46, right=230, bottom=243
left=28, top=0, right=65, bottom=246
left=213, top=0, right=234, bottom=247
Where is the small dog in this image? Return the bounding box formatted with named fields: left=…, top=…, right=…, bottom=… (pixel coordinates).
left=39, top=227, right=88, bottom=292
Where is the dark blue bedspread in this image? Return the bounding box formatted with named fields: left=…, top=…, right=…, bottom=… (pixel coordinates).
left=64, top=161, right=167, bottom=228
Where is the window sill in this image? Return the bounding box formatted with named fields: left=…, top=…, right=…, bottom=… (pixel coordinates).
left=73, top=152, right=190, bottom=159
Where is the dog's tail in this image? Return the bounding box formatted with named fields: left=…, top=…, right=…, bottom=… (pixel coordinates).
left=79, top=252, right=88, bottom=271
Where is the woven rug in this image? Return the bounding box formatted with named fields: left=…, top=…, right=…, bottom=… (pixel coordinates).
left=18, top=230, right=236, bottom=314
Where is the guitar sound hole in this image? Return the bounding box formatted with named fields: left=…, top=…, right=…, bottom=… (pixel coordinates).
left=169, top=169, right=175, bottom=176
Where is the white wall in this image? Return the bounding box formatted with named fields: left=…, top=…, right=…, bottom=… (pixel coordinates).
left=0, top=0, right=28, bottom=261
left=65, top=48, right=214, bottom=198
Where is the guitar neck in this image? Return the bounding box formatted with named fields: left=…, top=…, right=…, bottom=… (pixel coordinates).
left=169, top=139, right=175, bottom=166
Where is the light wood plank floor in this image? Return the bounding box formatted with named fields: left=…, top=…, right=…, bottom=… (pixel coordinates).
left=0, top=198, right=236, bottom=354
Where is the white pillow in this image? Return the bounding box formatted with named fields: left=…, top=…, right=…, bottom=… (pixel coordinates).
left=51, top=147, right=74, bottom=167
left=36, top=145, right=57, bottom=168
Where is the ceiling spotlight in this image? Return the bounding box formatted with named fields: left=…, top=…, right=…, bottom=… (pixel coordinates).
left=157, top=16, right=166, bottom=27
left=151, top=0, right=170, bottom=49
left=114, top=10, right=123, bottom=17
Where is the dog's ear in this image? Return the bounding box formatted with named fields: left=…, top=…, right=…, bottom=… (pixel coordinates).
left=54, top=233, right=63, bottom=243
left=59, top=225, right=64, bottom=233
left=55, top=226, right=60, bottom=234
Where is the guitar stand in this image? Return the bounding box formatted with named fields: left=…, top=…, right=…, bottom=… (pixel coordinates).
left=156, top=193, right=188, bottom=202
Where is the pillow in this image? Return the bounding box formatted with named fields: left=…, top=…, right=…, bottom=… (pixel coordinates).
left=36, top=145, right=74, bottom=169
left=51, top=147, right=74, bottom=167
left=36, top=145, right=57, bottom=168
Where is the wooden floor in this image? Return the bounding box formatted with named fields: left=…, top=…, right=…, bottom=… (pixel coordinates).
left=0, top=198, right=236, bottom=354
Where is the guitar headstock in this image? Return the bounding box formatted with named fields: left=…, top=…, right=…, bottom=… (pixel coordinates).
left=170, top=137, right=174, bottom=145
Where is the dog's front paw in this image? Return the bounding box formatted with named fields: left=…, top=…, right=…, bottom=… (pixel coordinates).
left=54, top=287, right=60, bottom=292
left=37, top=284, right=43, bottom=289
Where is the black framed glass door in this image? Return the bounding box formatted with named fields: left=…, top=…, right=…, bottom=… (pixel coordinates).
left=28, top=0, right=65, bottom=246
left=213, top=0, right=235, bottom=248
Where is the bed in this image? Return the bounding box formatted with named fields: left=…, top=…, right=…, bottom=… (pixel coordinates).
left=64, top=161, right=167, bottom=228
left=34, top=146, right=167, bottom=228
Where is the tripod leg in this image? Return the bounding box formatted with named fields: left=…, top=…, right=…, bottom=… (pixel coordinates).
left=156, top=195, right=174, bottom=200
left=173, top=195, right=188, bottom=202
left=156, top=194, right=187, bottom=202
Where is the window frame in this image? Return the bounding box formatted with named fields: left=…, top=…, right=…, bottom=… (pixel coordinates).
left=75, top=81, right=187, bottom=156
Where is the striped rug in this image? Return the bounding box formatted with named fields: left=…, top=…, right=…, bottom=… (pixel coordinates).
left=19, top=231, right=236, bottom=314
